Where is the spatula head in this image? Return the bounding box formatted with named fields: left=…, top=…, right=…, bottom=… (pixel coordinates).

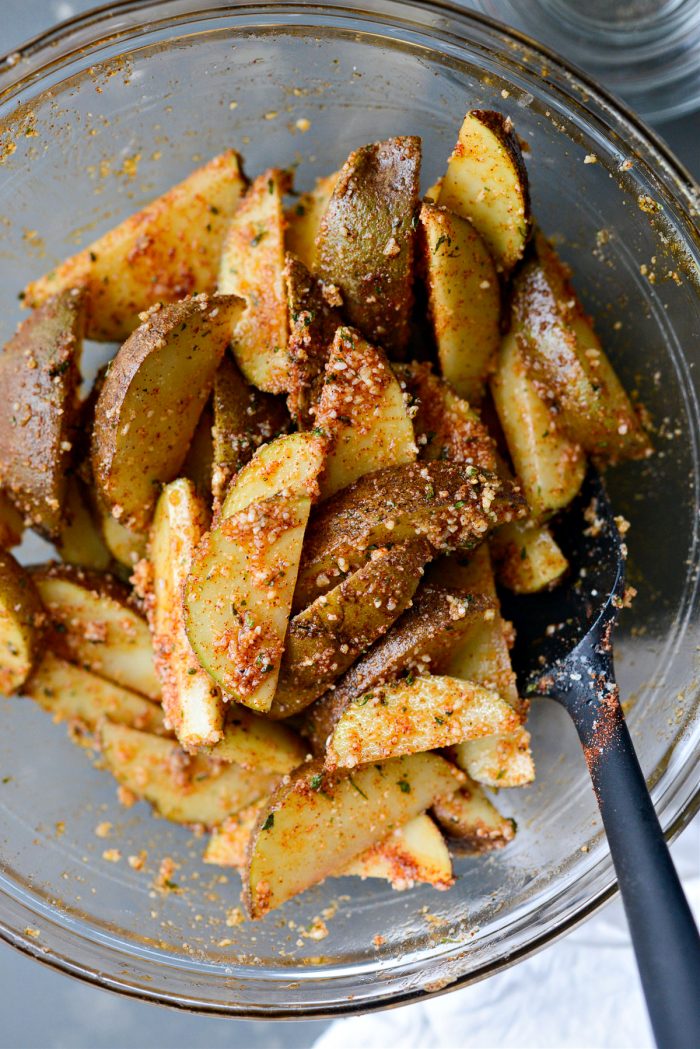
left=500, top=470, right=627, bottom=696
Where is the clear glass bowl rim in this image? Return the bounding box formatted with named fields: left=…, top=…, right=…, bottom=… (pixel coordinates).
left=0, top=0, right=698, bottom=1018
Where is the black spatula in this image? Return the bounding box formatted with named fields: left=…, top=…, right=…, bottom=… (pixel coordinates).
left=501, top=470, right=700, bottom=1049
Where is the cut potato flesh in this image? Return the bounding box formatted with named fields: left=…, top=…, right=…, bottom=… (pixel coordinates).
left=316, top=137, right=421, bottom=356
left=513, top=234, right=651, bottom=461
left=185, top=494, right=311, bottom=712
left=285, top=171, right=339, bottom=271
left=221, top=431, right=326, bottom=518
left=244, top=753, right=465, bottom=917
left=218, top=169, right=290, bottom=393
left=270, top=539, right=430, bottom=719
left=100, top=722, right=278, bottom=827
left=285, top=253, right=342, bottom=428
left=203, top=802, right=267, bottom=868
left=0, top=493, right=24, bottom=550
left=452, top=724, right=534, bottom=789
left=24, top=151, right=247, bottom=341
left=0, top=550, right=43, bottom=694
left=326, top=673, right=520, bottom=770
left=212, top=353, right=289, bottom=509
left=149, top=479, right=223, bottom=749
left=491, top=332, right=585, bottom=519
left=56, top=478, right=113, bottom=572
left=0, top=288, right=85, bottom=538
left=100, top=512, right=147, bottom=569
left=491, top=520, right=568, bottom=594
left=420, top=203, right=500, bottom=403
left=342, top=813, right=453, bottom=890
left=205, top=709, right=306, bottom=773
left=91, top=294, right=240, bottom=532
left=432, top=778, right=516, bottom=853
left=439, top=110, right=530, bottom=273
left=295, top=461, right=526, bottom=610
left=316, top=327, right=416, bottom=499
left=32, top=565, right=161, bottom=700
left=25, top=652, right=166, bottom=736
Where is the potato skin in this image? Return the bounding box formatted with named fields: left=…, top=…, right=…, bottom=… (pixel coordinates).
left=285, top=253, right=341, bottom=427
left=0, top=288, right=85, bottom=538
left=91, top=294, right=240, bottom=531
left=0, top=550, right=44, bottom=694
left=316, top=137, right=421, bottom=356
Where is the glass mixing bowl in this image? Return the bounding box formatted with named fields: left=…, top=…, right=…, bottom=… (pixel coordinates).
left=0, top=0, right=698, bottom=1017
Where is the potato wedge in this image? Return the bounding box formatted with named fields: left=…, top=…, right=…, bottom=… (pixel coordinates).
left=91, top=294, right=241, bottom=531
left=182, top=402, right=214, bottom=504
left=325, top=674, right=520, bottom=769
left=0, top=493, right=24, bottom=550
left=149, top=479, right=223, bottom=749
left=419, top=203, right=500, bottom=403
left=285, top=253, right=341, bottom=427
left=100, top=512, right=147, bottom=570
left=0, top=288, right=85, bottom=538
left=25, top=652, right=167, bottom=736
left=316, top=137, right=421, bottom=356
left=513, top=233, right=652, bottom=461
left=205, top=709, right=306, bottom=773
left=244, top=753, right=464, bottom=917
left=100, top=722, right=278, bottom=826
left=270, top=539, right=431, bottom=719
left=491, top=520, right=568, bottom=594
left=316, top=327, right=416, bottom=499
left=0, top=551, right=43, bottom=694
left=32, top=564, right=160, bottom=700
left=438, top=110, right=530, bottom=273
left=218, top=169, right=290, bottom=393
left=432, top=778, right=516, bottom=854
left=203, top=801, right=267, bottom=868
left=212, top=353, right=289, bottom=508
left=341, top=814, right=453, bottom=889
left=307, top=582, right=494, bottom=753
left=396, top=362, right=497, bottom=472
left=221, top=431, right=326, bottom=518
left=56, top=478, right=113, bottom=572
left=185, top=494, right=310, bottom=712
left=285, top=171, right=339, bottom=271
left=294, top=461, right=527, bottom=610
left=491, top=332, right=585, bottom=519
left=24, top=151, right=247, bottom=341
left=452, top=725, right=534, bottom=789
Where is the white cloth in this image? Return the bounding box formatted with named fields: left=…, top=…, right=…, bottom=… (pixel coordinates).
left=314, top=817, right=699, bottom=1049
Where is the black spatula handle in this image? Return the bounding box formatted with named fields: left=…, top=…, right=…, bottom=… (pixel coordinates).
left=560, top=658, right=700, bottom=1049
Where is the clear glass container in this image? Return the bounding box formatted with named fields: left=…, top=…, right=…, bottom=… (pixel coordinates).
left=0, top=0, right=698, bottom=1017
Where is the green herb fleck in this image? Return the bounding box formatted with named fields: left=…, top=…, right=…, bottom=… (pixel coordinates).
left=397, top=779, right=411, bottom=794
left=261, top=813, right=275, bottom=831
left=348, top=777, right=368, bottom=800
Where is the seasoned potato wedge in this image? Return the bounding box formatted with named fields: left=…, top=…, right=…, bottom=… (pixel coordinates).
left=0, top=288, right=85, bottom=538
left=325, top=674, right=520, bottom=769
left=244, top=753, right=464, bottom=917
left=419, top=203, right=500, bottom=403
left=439, top=110, right=530, bottom=273
left=221, top=431, right=326, bottom=517
left=218, top=169, right=290, bottom=393
left=270, top=539, right=430, bottom=719
left=204, top=801, right=267, bottom=868
left=148, top=479, right=223, bottom=749
left=100, top=722, right=278, bottom=826
left=491, top=520, right=568, bottom=594
left=285, top=171, right=339, bottom=270
left=92, top=294, right=240, bottom=531
left=491, top=332, right=585, bottom=519
left=316, top=327, right=416, bottom=499
left=513, top=233, right=652, bottom=461
left=212, top=353, right=289, bottom=508
left=396, top=362, right=497, bottom=471
left=341, top=814, right=453, bottom=889
left=182, top=402, right=214, bottom=504
left=285, top=253, right=341, bottom=427
left=294, top=461, right=526, bottom=610
left=56, top=478, right=113, bottom=572
left=24, top=151, right=246, bottom=341
left=0, top=493, right=23, bottom=550
left=316, top=137, right=421, bottom=356
left=185, top=494, right=310, bottom=712
left=32, top=564, right=160, bottom=700
left=25, top=652, right=167, bottom=736
left=205, top=709, right=306, bottom=773
left=432, top=778, right=516, bottom=853
left=100, top=512, right=147, bottom=569
left=307, top=581, right=494, bottom=752
left=452, top=725, right=534, bottom=789
left=0, top=551, right=43, bottom=694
